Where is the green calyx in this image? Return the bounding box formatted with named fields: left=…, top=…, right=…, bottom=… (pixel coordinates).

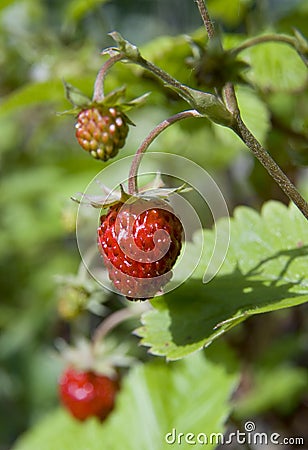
left=106, top=31, right=141, bottom=61
left=57, top=338, right=135, bottom=377
left=187, top=35, right=250, bottom=90
left=169, top=85, right=234, bottom=127
left=71, top=175, right=190, bottom=210
left=61, top=81, right=149, bottom=119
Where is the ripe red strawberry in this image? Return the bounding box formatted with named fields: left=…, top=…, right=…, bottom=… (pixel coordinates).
left=59, top=367, right=119, bottom=421
left=97, top=198, right=183, bottom=300
left=75, top=106, right=129, bottom=161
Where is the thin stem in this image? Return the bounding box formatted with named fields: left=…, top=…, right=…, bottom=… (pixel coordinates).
left=230, top=34, right=297, bottom=56
left=136, top=57, right=195, bottom=103
left=127, top=110, right=202, bottom=195
left=234, top=116, right=308, bottom=220
left=195, top=0, right=215, bottom=39
left=196, top=4, right=308, bottom=220
left=92, top=304, right=148, bottom=348
left=223, top=82, right=240, bottom=116
left=92, top=53, right=124, bottom=102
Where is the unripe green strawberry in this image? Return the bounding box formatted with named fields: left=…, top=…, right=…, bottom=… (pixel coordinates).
left=57, top=285, right=89, bottom=321
left=75, top=106, right=129, bottom=161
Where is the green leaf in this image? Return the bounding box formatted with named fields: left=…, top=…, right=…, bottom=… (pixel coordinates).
left=106, top=353, right=238, bottom=449
left=214, top=85, right=270, bottom=149
left=12, top=410, right=102, bottom=450
left=0, top=81, right=64, bottom=117
left=0, top=76, right=95, bottom=117
left=63, top=81, right=91, bottom=108
left=13, top=353, right=238, bottom=450
left=136, top=201, right=308, bottom=360
left=243, top=40, right=307, bottom=91
left=237, top=85, right=270, bottom=144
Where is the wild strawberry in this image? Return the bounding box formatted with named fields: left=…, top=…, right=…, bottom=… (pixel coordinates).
left=59, top=367, right=119, bottom=421
left=97, top=198, right=183, bottom=300
left=75, top=106, right=129, bottom=161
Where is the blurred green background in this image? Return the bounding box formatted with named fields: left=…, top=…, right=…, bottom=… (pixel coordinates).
left=0, top=0, right=307, bottom=449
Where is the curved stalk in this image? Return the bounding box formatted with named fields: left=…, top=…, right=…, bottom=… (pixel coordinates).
left=230, top=34, right=298, bottom=56
left=92, top=304, right=148, bottom=348
left=127, top=110, right=202, bottom=195
left=92, top=53, right=124, bottom=102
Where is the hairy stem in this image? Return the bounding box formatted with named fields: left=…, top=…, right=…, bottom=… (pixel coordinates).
left=92, top=305, right=147, bottom=348
left=223, top=82, right=240, bottom=116
left=195, top=0, right=215, bottom=39
left=139, top=57, right=183, bottom=89
left=197, top=2, right=308, bottom=220
left=136, top=56, right=195, bottom=103
left=233, top=116, right=308, bottom=219
left=231, top=34, right=298, bottom=55
left=128, top=110, right=202, bottom=195
left=92, top=53, right=124, bottom=102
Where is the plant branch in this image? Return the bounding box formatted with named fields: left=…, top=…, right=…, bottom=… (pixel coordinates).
left=108, top=31, right=192, bottom=98
left=136, top=56, right=196, bottom=102
left=223, top=82, right=240, bottom=116
left=92, top=53, right=124, bottom=102
left=128, top=110, right=202, bottom=195
left=195, top=0, right=215, bottom=39
left=233, top=116, right=308, bottom=220
left=196, top=4, right=308, bottom=219
left=231, top=33, right=299, bottom=55
left=107, top=32, right=232, bottom=123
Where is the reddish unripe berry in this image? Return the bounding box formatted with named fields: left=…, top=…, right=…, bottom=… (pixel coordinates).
left=75, top=106, right=129, bottom=161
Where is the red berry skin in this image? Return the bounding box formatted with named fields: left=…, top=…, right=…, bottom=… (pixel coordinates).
left=59, top=367, right=119, bottom=421
left=97, top=198, right=183, bottom=300
left=75, top=106, right=129, bottom=161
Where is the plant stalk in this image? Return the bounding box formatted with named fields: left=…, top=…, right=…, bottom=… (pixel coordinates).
left=136, top=56, right=196, bottom=102
left=128, top=110, right=202, bottom=194
left=196, top=2, right=308, bottom=220
left=92, top=53, right=124, bottom=102
left=92, top=305, right=148, bottom=348
left=231, top=34, right=298, bottom=55
left=234, top=116, right=308, bottom=219
left=195, top=0, right=215, bottom=39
